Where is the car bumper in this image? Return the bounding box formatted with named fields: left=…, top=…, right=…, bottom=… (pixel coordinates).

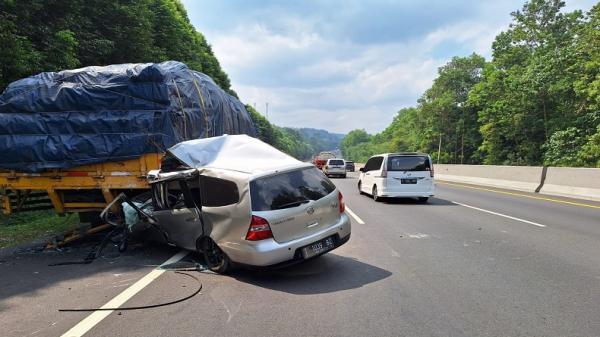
left=325, top=170, right=346, bottom=175
left=378, top=187, right=435, bottom=198
left=221, top=213, right=351, bottom=267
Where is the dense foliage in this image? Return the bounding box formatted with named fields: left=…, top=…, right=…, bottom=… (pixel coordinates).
left=342, top=0, right=600, bottom=167
left=0, top=0, right=233, bottom=94
left=246, top=105, right=343, bottom=160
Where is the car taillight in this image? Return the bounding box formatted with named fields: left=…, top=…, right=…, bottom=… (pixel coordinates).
left=338, top=191, right=345, bottom=213
left=245, top=215, right=273, bottom=241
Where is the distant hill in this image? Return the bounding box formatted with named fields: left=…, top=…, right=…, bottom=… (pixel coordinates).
left=296, top=128, right=345, bottom=153
left=246, top=105, right=345, bottom=160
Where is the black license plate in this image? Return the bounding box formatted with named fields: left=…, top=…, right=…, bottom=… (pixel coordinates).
left=401, top=178, right=417, bottom=184
left=301, top=236, right=335, bottom=259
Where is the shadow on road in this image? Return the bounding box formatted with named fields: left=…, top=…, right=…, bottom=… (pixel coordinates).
left=378, top=197, right=457, bottom=206
left=230, top=253, right=391, bottom=295
left=0, top=233, right=177, bottom=309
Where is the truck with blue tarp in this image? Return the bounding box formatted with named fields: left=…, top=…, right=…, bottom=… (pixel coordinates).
left=0, top=61, right=256, bottom=217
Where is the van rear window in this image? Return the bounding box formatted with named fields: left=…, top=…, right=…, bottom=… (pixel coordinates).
left=250, top=167, right=336, bottom=211
left=387, top=156, right=430, bottom=171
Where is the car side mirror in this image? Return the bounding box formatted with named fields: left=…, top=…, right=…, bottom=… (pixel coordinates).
left=359, top=167, right=364, bottom=172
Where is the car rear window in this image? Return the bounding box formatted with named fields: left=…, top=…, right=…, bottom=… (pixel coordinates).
left=387, top=156, right=431, bottom=171
left=250, top=167, right=336, bottom=211
left=329, top=159, right=344, bottom=165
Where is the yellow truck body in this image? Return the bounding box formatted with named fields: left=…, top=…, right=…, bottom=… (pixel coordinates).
left=0, top=153, right=161, bottom=215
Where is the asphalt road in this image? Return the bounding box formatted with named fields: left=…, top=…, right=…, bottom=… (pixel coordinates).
left=2, top=172, right=599, bottom=337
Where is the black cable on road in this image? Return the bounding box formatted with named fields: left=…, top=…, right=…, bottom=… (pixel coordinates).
left=58, top=271, right=202, bottom=312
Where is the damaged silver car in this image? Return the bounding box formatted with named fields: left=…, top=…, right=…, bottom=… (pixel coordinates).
left=106, top=135, right=351, bottom=273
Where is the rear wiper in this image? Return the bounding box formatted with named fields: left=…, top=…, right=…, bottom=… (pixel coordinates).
left=274, top=199, right=310, bottom=210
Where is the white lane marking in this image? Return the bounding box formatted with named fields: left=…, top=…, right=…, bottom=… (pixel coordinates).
left=407, top=233, right=429, bottom=239
left=452, top=201, right=546, bottom=228
left=60, top=250, right=188, bottom=337
left=345, top=206, right=365, bottom=224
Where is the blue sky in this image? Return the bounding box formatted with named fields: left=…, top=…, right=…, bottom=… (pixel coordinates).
left=181, top=0, right=597, bottom=134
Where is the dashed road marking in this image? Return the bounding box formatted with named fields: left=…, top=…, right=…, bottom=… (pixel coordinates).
left=453, top=201, right=546, bottom=228
left=345, top=206, right=365, bottom=224
left=407, top=233, right=429, bottom=239
left=60, top=250, right=188, bottom=337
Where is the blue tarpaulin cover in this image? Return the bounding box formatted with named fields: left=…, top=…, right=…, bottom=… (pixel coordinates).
left=0, top=61, right=256, bottom=172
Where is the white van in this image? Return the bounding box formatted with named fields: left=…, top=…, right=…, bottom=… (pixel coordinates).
left=358, top=153, right=435, bottom=202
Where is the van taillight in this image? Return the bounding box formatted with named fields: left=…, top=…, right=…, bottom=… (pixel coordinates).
left=338, top=191, right=345, bottom=213
left=381, top=163, right=388, bottom=178
left=245, top=215, right=273, bottom=241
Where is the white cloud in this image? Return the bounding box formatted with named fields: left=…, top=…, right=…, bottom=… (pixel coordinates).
left=183, top=0, right=598, bottom=134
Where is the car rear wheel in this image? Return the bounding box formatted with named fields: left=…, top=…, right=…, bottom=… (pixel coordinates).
left=372, top=185, right=381, bottom=202
left=342, top=174, right=347, bottom=178
left=358, top=181, right=364, bottom=195
left=198, top=238, right=231, bottom=274
left=418, top=197, right=429, bottom=203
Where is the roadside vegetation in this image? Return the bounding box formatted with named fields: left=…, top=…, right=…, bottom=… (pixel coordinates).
left=0, top=211, right=78, bottom=249
left=0, top=0, right=233, bottom=95
left=342, top=1, right=600, bottom=167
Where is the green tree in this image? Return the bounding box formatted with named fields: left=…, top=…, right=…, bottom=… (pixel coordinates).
left=0, top=0, right=232, bottom=93
left=471, top=0, right=584, bottom=165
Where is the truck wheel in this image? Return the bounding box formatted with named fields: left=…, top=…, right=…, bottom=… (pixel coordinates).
left=198, top=238, right=231, bottom=274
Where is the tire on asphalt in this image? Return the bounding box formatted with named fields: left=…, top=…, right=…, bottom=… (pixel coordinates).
left=373, top=185, right=381, bottom=202
left=198, top=237, right=231, bottom=274
left=417, top=197, right=429, bottom=203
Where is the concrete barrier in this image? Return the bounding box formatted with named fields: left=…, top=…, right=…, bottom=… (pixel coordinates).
left=350, top=161, right=600, bottom=201
left=539, top=167, right=600, bottom=201
left=435, top=164, right=544, bottom=193
left=434, top=164, right=600, bottom=201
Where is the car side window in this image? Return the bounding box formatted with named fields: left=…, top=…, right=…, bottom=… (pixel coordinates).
left=365, top=156, right=383, bottom=172
left=152, top=180, right=187, bottom=211
left=364, top=158, right=374, bottom=171
left=199, top=176, right=239, bottom=207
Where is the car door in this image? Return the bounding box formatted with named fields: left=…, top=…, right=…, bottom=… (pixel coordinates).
left=361, top=156, right=383, bottom=193
left=150, top=175, right=204, bottom=251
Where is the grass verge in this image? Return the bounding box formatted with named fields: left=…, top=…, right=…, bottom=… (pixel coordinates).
left=0, top=211, right=79, bottom=249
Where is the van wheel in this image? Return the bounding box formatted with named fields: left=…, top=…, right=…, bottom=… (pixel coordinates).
left=372, top=186, right=381, bottom=202
left=198, top=238, right=231, bottom=274
left=418, top=197, right=429, bottom=203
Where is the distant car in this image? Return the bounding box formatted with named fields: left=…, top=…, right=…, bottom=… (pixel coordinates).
left=345, top=160, right=355, bottom=172
left=312, top=151, right=337, bottom=169
left=323, top=158, right=347, bottom=178
left=358, top=153, right=434, bottom=202
left=106, top=135, right=351, bottom=274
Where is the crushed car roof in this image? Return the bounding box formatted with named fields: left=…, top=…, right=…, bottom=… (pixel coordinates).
left=167, top=134, right=310, bottom=175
